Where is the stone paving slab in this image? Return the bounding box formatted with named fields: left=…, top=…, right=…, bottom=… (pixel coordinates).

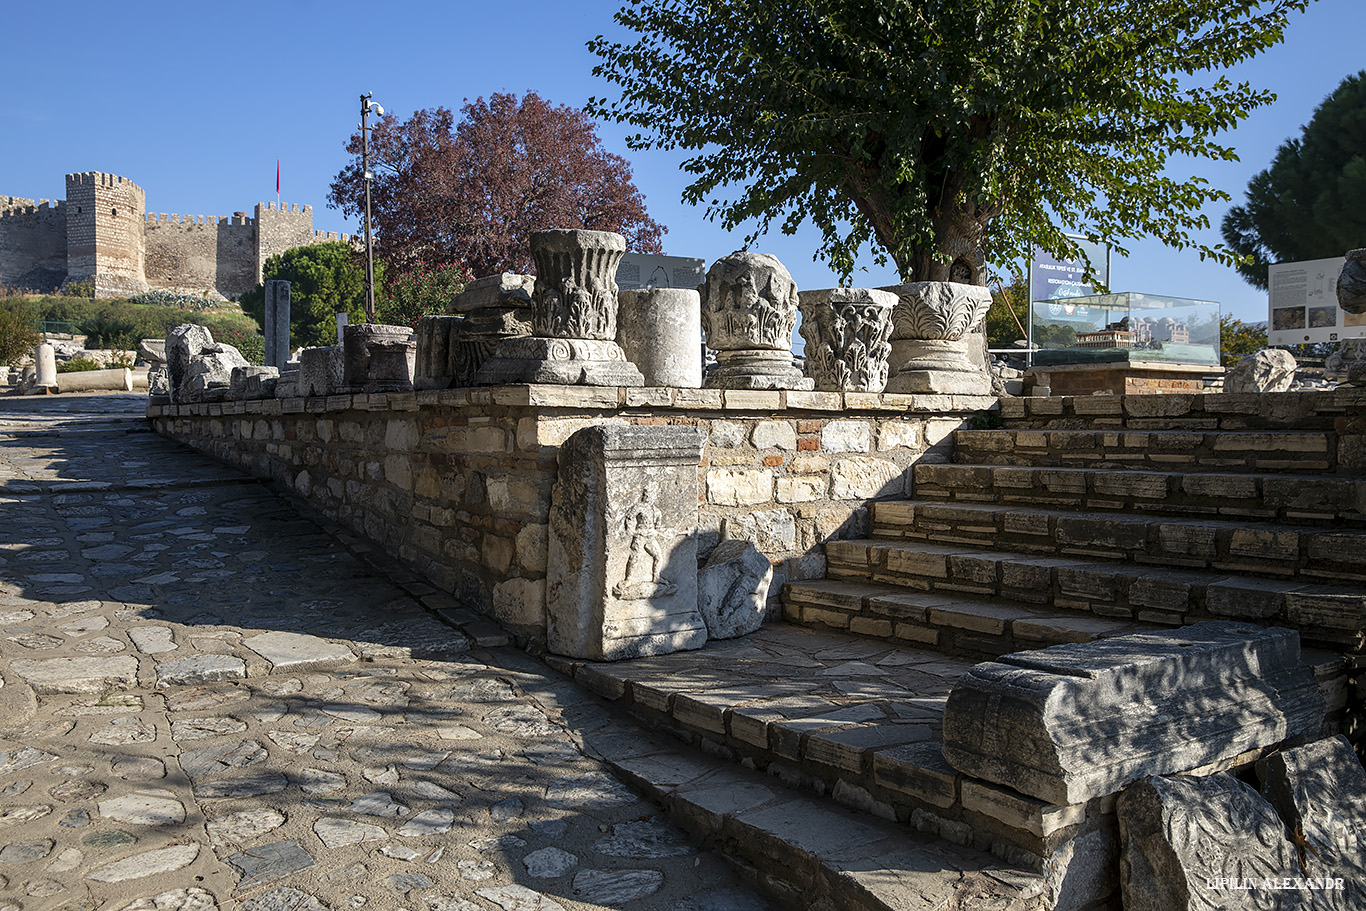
left=0, top=397, right=770, bottom=911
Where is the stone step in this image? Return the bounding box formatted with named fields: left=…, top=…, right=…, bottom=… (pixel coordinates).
left=497, top=645, right=1047, bottom=911
left=997, top=389, right=1366, bottom=433
left=543, top=623, right=1350, bottom=911
left=952, top=428, right=1341, bottom=473
left=870, top=500, right=1366, bottom=584
left=822, top=538, right=1366, bottom=650
left=782, top=578, right=1154, bottom=658
left=912, top=462, right=1366, bottom=525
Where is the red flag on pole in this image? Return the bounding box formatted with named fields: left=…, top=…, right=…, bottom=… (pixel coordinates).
left=276, top=160, right=280, bottom=195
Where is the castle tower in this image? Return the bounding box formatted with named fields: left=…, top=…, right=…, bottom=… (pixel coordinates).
left=65, top=172, right=149, bottom=297
left=254, top=202, right=315, bottom=284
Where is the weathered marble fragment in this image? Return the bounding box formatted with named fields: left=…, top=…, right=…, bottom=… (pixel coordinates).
left=298, top=346, right=343, bottom=397
left=547, top=425, right=707, bottom=660
left=230, top=366, right=279, bottom=400
left=1258, top=735, right=1366, bottom=905
left=1118, top=773, right=1298, bottom=911
left=342, top=323, right=415, bottom=393
left=880, top=281, right=992, bottom=395
left=697, top=539, right=771, bottom=639
left=617, top=288, right=703, bottom=387
left=941, top=622, right=1325, bottom=805
left=701, top=252, right=811, bottom=390
left=166, top=324, right=249, bottom=403
left=1224, top=349, right=1297, bottom=394
left=264, top=279, right=291, bottom=367
left=1337, top=248, right=1366, bottom=315
left=798, top=287, right=896, bottom=392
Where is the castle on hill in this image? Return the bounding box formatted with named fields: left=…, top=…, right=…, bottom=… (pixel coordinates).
left=0, top=172, right=353, bottom=299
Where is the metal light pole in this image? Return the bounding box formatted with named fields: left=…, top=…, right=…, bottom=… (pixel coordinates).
left=359, top=93, right=384, bottom=322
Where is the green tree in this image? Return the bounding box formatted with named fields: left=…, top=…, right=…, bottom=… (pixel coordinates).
left=1220, top=315, right=1268, bottom=366
left=985, top=279, right=1029, bottom=349
left=0, top=301, right=42, bottom=366
left=239, top=242, right=370, bottom=349
left=588, top=0, right=1308, bottom=284
left=376, top=260, right=473, bottom=329
left=1222, top=71, right=1366, bottom=289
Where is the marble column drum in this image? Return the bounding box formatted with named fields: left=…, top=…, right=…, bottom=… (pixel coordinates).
left=617, top=288, right=704, bottom=387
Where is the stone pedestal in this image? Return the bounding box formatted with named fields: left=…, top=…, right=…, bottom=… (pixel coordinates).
left=476, top=231, right=642, bottom=387
left=618, top=289, right=703, bottom=387
left=299, top=347, right=344, bottom=397
left=546, top=425, right=708, bottom=661
left=880, top=282, right=992, bottom=395
left=264, top=280, right=291, bottom=368
left=343, top=324, right=415, bottom=393
left=701, top=252, right=811, bottom=390
left=798, top=288, right=896, bottom=391
left=34, top=343, right=57, bottom=389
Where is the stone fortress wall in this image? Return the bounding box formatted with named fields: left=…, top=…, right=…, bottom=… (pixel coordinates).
left=0, top=172, right=354, bottom=298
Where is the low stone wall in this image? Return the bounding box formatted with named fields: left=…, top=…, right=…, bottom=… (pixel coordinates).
left=149, top=385, right=998, bottom=645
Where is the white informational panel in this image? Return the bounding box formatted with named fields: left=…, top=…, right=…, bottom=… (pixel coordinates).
left=1267, top=256, right=1366, bottom=345
left=616, top=253, right=705, bottom=292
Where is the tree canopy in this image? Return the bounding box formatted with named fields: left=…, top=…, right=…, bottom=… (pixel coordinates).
left=1222, top=70, right=1366, bottom=290
left=588, top=0, right=1310, bottom=285
left=239, top=242, right=369, bottom=349
left=328, top=92, right=665, bottom=279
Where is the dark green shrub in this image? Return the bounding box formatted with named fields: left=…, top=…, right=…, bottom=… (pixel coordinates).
left=0, top=302, right=42, bottom=366
left=57, top=356, right=101, bottom=373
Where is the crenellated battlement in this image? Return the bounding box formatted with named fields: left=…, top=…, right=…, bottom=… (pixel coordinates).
left=3, top=171, right=331, bottom=297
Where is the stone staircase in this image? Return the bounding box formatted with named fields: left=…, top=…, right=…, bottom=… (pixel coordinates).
left=550, top=391, right=1364, bottom=910
left=786, top=391, right=1365, bottom=666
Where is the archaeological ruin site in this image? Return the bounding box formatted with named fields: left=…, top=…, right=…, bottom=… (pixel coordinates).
left=77, top=227, right=1358, bottom=910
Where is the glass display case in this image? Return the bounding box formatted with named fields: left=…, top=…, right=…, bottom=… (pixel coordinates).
left=1029, top=292, right=1221, bottom=366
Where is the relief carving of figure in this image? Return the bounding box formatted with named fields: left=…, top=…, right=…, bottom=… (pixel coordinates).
left=613, top=483, right=677, bottom=600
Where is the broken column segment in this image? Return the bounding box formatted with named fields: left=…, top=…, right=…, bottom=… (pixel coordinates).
left=264, top=279, right=291, bottom=368
left=617, top=288, right=703, bottom=387
left=475, top=231, right=643, bottom=386
left=415, top=273, right=534, bottom=389
left=798, top=287, right=896, bottom=392
left=546, top=424, right=708, bottom=660
left=941, top=622, right=1325, bottom=806
left=700, top=251, right=812, bottom=390
left=697, top=539, right=772, bottom=639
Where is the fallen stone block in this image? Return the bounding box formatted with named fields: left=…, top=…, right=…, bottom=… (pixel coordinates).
left=942, top=622, right=1325, bottom=805
left=299, top=346, right=343, bottom=397
left=697, top=539, right=771, bottom=639
left=1258, top=735, right=1366, bottom=906
left=1224, top=349, right=1297, bottom=394
left=1118, top=773, right=1298, bottom=911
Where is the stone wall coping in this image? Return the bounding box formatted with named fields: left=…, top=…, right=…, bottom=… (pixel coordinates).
left=146, top=384, right=1003, bottom=418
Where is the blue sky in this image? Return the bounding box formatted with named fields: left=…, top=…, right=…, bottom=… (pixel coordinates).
left=5, top=0, right=1362, bottom=325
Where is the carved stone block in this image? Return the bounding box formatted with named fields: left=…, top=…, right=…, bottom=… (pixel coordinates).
left=229, top=365, right=279, bottom=399
left=798, top=288, right=896, bottom=392
left=166, top=324, right=249, bottom=404
left=417, top=310, right=533, bottom=389
left=697, top=539, right=772, bottom=639
left=1118, top=773, right=1299, bottom=911
left=449, top=272, right=535, bottom=314
left=342, top=323, right=415, bottom=393
left=1258, top=736, right=1366, bottom=905
left=546, top=425, right=708, bottom=660
left=942, top=622, right=1325, bottom=805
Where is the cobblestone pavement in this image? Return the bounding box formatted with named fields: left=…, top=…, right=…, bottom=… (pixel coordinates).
left=0, top=394, right=769, bottom=911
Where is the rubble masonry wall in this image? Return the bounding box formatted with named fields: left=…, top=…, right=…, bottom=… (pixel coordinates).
left=149, top=386, right=997, bottom=645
